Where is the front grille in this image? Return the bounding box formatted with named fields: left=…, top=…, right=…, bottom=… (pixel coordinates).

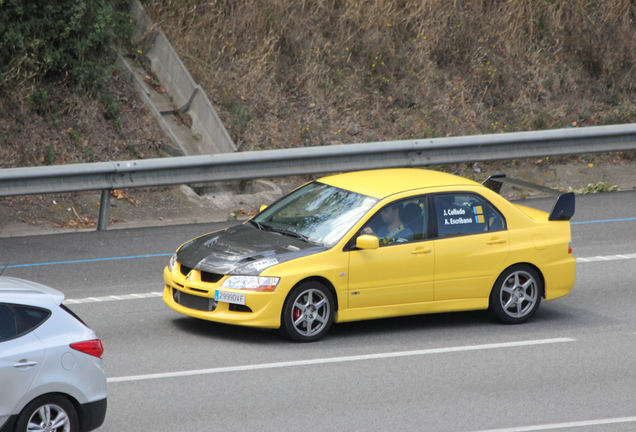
left=173, top=289, right=217, bottom=312
left=201, top=271, right=223, bottom=283
left=178, top=263, right=223, bottom=284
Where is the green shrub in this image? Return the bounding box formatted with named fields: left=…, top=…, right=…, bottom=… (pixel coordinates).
left=0, top=0, right=132, bottom=90
left=102, top=93, right=122, bottom=131
left=44, top=144, right=56, bottom=165
left=571, top=182, right=619, bottom=194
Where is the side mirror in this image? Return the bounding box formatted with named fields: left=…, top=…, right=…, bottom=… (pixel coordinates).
left=259, top=204, right=268, bottom=212
left=356, top=234, right=379, bottom=250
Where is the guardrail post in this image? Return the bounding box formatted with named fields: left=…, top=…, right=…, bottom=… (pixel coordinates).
left=97, top=189, right=111, bottom=231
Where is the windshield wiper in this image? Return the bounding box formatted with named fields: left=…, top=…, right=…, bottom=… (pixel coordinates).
left=266, top=227, right=312, bottom=243
left=248, top=220, right=266, bottom=231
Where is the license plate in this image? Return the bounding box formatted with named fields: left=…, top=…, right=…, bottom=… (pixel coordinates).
left=215, top=290, right=246, bottom=305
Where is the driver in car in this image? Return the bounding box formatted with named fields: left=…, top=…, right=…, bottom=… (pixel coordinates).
left=362, top=203, right=414, bottom=244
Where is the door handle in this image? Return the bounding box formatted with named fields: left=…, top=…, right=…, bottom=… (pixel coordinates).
left=486, top=238, right=507, bottom=245
left=14, top=360, right=38, bottom=369
left=411, top=248, right=432, bottom=255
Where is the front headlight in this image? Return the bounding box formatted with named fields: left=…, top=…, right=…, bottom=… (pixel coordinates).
left=221, top=276, right=280, bottom=292
left=168, top=253, right=178, bottom=272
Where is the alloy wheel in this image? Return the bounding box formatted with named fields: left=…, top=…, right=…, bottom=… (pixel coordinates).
left=499, top=270, right=539, bottom=319
left=291, top=288, right=331, bottom=337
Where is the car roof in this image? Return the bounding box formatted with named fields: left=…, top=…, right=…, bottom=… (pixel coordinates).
left=318, top=168, right=479, bottom=199
left=0, top=276, right=65, bottom=306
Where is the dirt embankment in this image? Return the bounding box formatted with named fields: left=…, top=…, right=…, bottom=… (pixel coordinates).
left=143, top=0, right=636, bottom=152
left=2, top=0, right=636, bottom=235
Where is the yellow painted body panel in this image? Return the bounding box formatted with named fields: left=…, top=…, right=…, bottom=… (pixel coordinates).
left=337, top=298, right=489, bottom=323
left=348, top=242, right=434, bottom=308
left=320, top=168, right=477, bottom=199
left=163, top=169, right=576, bottom=329
left=502, top=223, right=576, bottom=301
left=433, top=231, right=510, bottom=300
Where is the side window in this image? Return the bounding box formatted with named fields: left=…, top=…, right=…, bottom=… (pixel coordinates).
left=435, top=194, right=505, bottom=238
left=0, top=305, right=18, bottom=342
left=14, top=306, right=51, bottom=331
left=486, top=202, right=506, bottom=232
left=361, top=196, right=428, bottom=245
left=0, top=305, right=51, bottom=342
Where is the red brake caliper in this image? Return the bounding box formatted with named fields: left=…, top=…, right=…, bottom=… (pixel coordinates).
left=293, top=307, right=301, bottom=321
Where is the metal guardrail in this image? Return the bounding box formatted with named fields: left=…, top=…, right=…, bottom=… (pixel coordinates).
left=1, top=123, right=636, bottom=230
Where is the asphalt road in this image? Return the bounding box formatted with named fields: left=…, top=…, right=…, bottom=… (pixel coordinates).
left=2, top=191, right=636, bottom=431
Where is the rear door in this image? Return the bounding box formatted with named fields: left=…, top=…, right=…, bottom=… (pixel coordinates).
left=0, top=304, right=48, bottom=425
left=432, top=193, right=510, bottom=300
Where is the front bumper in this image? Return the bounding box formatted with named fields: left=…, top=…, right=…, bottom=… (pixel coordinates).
left=163, top=266, right=286, bottom=329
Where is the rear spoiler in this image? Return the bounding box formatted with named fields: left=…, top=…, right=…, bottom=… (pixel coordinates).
left=482, top=174, right=575, bottom=221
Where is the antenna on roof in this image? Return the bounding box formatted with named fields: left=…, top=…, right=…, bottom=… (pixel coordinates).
left=0, top=264, right=8, bottom=276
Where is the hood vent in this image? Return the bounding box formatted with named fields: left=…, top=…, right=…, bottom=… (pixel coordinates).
left=203, top=237, right=220, bottom=247
left=180, top=264, right=192, bottom=276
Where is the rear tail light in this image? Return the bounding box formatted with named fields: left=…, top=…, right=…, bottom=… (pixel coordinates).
left=70, top=339, right=104, bottom=358
left=568, top=239, right=572, bottom=254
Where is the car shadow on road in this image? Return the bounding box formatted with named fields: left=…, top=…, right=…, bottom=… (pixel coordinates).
left=169, top=310, right=498, bottom=345
left=170, top=316, right=285, bottom=344
left=329, top=310, right=494, bottom=338
left=168, top=306, right=583, bottom=346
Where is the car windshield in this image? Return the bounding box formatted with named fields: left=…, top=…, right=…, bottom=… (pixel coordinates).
left=252, top=182, right=378, bottom=246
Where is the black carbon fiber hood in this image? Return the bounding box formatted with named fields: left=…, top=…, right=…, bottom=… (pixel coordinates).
left=176, top=223, right=328, bottom=275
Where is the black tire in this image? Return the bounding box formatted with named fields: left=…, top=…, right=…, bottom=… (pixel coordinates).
left=280, top=281, right=335, bottom=342
left=15, top=394, right=79, bottom=432
left=489, top=265, right=543, bottom=324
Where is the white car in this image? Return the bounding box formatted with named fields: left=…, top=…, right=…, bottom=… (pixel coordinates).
left=0, top=277, right=107, bottom=432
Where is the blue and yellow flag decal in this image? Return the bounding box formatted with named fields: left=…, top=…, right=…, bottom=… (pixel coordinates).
left=473, top=206, right=485, bottom=224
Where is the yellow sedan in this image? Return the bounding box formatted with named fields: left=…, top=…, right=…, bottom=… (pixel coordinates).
left=163, top=168, right=575, bottom=342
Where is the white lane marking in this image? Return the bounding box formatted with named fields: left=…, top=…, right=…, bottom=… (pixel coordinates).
left=64, top=292, right=163, bottom=304
left=107, top=338, right=575, bottom=383
left=468, top=416, right=636, bottom=431
left=576, top=252, right=636, bottom=262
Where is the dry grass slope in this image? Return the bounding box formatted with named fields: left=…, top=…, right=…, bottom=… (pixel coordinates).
left=143, top=0, right=636, bottom=153
left=0, top=78, right=168, bottom=169
left=3, top=0, right=636, bottom=232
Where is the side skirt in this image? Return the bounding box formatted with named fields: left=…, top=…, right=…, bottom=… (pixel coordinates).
left=335, top=298, right=489, bottom=323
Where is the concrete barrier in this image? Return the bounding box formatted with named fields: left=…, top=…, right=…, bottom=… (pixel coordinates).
left=125, top=0, right=236, bottom=156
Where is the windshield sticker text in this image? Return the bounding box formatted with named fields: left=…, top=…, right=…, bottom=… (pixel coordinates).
left=445, top=217, right=473, bottom=225
left=443, top=205, right=487, bottom=225
left=443, top=207, right=471, bottom=226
